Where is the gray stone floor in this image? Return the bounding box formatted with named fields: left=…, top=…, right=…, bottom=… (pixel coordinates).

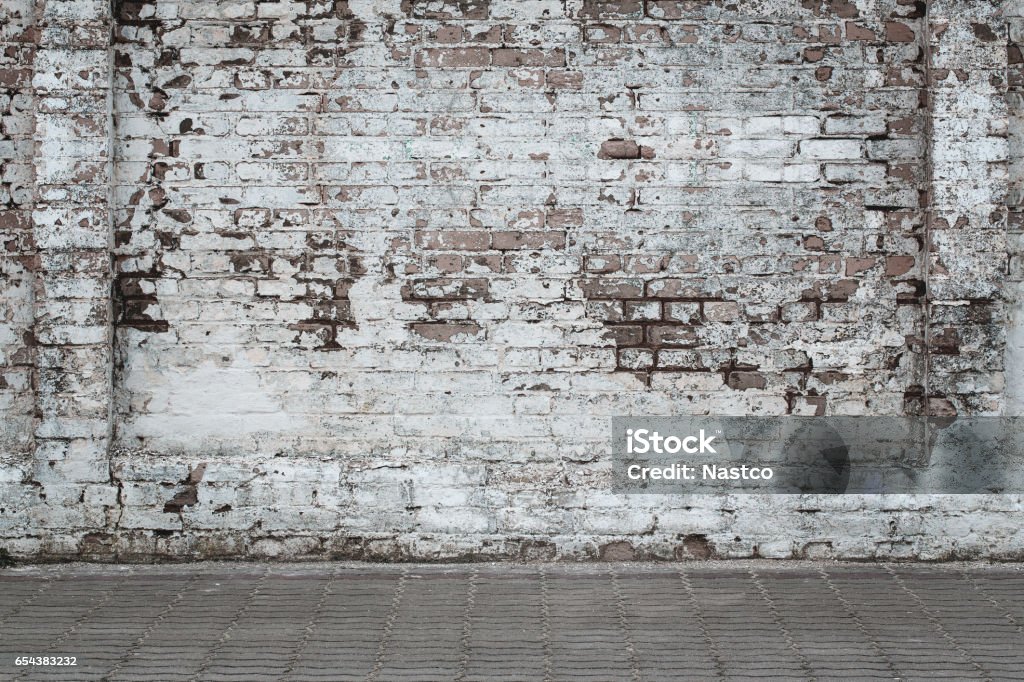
left=1, top=562, right=1023, bottom=681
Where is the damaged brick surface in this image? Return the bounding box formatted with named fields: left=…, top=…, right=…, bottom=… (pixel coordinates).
left=0, top=0, right=37, bottom=466
left=0, top=0, right=1021, bottom=562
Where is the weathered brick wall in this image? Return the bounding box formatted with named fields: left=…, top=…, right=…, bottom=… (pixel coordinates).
left=1008, top=0, right=1024, bottom=414
left=2, top=0, right=116, bottom=556
left=928, top=1, right=1008, bottom=418
left=0, top=2, right=37, bottom=463
left=1, top=0, right=1020, bottom=561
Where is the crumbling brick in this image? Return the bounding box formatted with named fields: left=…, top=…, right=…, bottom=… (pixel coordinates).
left=0, top=0, right=1015, bottom=564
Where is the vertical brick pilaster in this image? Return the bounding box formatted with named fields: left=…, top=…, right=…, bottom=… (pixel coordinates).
left=925, top=1, right=1009, bottom=416
left=0, top=0, right=38, bottom=469
left=1007, top=4, right=1024, bottom=417
left=0, top=1, right=39, bottom=548
left=31, top=0, right=114, bottom=507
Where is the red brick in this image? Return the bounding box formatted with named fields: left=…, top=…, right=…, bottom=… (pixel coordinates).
left=581, top=0, right=644, bottom=19
left=598, top=139, right=641, bottom=160
left=579, top=279, right=644, bottom=299
left=415, top=231, right=492, bottom=251
left=0, top=68, right=31, bottom=88
left=845, top=22, right=876, bottom=41
left=415, top=48, right=490, bottom=68
left=886, top=256, right=915, bottom=276
left=845, top=257, right=876, bottom=276
left=547, top=208, right=584, bottom=228
left=647, top=325, right=699, bottom=347
left=547, top=70, right=584, bottom=89
left=491, top=49, right=566, bottom=68
left=602, top=325, right=644, bottom=346
left=411, top=322, right=483, bottom=342
left=885, top=22, right=916, bottom=43
left=491, top=231, right=566, bottom=250
left=585, top=25, right=621, bottom=44
left=728, top=372, right=768, bottom=391
left=431, top=25, right=464, bottom=43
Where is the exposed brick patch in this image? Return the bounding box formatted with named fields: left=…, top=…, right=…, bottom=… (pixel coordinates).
left=678, top=534, right=714, bottom=560
left=885, top=21, right=916, bottom=43
left=115, top=273, right=169, bottom=333
left=599, top=139, right=641, bottom=160
left=281, top=255, right=360, bottom=351
left=163, top=463, right=205, bottom=514
left=411, top=321, right=484, bottom=342
left=599, top=540, right=636, bottom=561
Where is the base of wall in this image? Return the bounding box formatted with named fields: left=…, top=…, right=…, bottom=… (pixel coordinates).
left=6, top=525, right=1023, bottom=564
left=6, top=450, right=1024, bottom=563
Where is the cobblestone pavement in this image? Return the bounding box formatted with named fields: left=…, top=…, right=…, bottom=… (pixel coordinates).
left=1, top=562, right=1023, bottom=681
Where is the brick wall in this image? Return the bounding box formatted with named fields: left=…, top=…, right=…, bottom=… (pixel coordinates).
left=1008, top=0, right=1024, bottom=415
left=2, top=0, right=116, bottom=554
left=0, top=0, right=1020, bottom=561
left=0, top=2, right=37, bottom=465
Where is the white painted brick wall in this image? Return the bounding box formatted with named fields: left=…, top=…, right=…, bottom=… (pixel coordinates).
left=0, top=0, right=1020, bottom=562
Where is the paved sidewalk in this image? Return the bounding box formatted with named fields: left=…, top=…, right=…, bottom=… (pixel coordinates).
left=1, top=562, right=1023, bottom=681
